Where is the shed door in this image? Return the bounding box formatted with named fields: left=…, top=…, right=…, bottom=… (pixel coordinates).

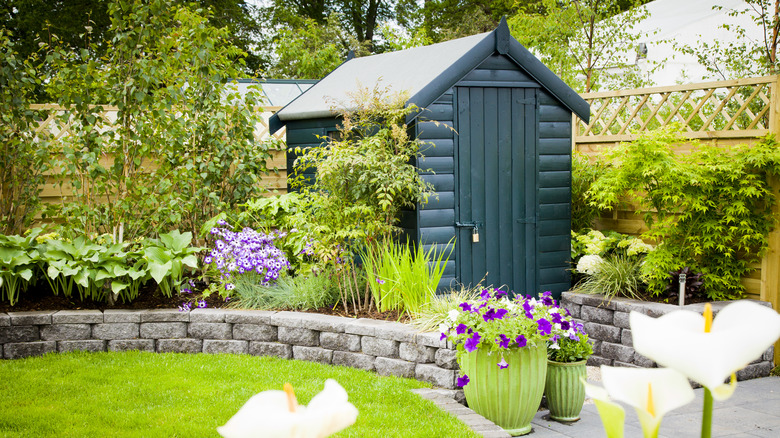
left=455, top=87, right=537, bottom=294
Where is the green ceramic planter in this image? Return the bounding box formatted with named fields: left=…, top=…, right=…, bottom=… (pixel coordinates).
left=545, top=359, right=587, bottom=422
left=458, top=343, right=547, bottom=436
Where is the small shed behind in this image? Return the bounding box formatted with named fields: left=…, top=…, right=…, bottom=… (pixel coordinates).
left=269, top=19, right=590, bottom=298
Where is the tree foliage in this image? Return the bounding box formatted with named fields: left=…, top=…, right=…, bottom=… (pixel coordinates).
left=43, top=0, right=272, bottom=240
left=509, top=0, right=653, bottom=92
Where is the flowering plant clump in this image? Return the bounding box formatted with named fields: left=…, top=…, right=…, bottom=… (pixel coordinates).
left=441, top=289, right=580, bottom=386
left=205, top=220, right=291, bottom=294
left=576, top=254, right=604, bottom=276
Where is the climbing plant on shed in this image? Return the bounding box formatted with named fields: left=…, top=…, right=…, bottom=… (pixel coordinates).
left=589, top=126, right=780, bottom=300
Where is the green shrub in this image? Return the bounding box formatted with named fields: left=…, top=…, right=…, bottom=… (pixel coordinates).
left=589, top=127, right=780, bottom=300
left=409, top=285, right=483, bottom=332
left=571, top=152, right=605, bottom=232
left=229, top=271, right=340, bottom=311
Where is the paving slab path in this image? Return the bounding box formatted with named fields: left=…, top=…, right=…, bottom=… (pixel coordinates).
left=415, top=376, right=780, bottom=437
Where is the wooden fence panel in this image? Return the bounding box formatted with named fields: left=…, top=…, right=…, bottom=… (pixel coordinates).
left=574, top=76, right=780, bottom=363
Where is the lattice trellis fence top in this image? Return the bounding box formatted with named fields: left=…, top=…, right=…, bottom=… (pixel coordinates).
left=577, top=76, right=778, bottom=140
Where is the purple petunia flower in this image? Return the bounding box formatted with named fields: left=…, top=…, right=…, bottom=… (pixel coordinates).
left=494, top=308, right=508, bottom=320
left=540, top=291, right=555, bottom=306
left=457, top=374, right=470, bottom=387
left=497, top=358, right=509, bottom=369
left=440, top=332, right=448, bottom=341
left=515, top=335, right=527, bottom=348
left=560, top=320, right=571, bottom=331
left=480, top=289, right=492, bottom=300
left=459, top=302, right=472, bottom=312
left=464, top=332, right=482, bottom=352
left=494, top=290, right=507, bottom=298
left=537, top=318, right=553, bottom=336
left=456, top=323, right=468, bottom=335
left=376, top=278, right=386, bottom=285
left=552, top=313, right=563, bottom=324
left=497, top=334, right=510, bottom=349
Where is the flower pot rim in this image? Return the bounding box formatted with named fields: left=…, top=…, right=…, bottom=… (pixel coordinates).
left=547, top=358, right=588, bottom=366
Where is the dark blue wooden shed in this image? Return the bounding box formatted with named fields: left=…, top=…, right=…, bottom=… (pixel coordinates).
left=269, top=19, right=590, bottom=298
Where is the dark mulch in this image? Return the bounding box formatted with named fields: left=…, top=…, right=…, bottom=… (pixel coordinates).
left=0, top=280, right=407, bottom=322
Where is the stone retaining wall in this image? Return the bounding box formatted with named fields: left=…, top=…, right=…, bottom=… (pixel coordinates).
left=561, top=292, right=775, bottom=380
left=0, top=308, right=459, bottom=389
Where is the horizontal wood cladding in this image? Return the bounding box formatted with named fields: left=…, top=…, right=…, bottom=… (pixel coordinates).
left=539, top=171, right=571, bottom=188
left=538, top=219, right=570, bottom=237
left=419, top=209, right=455, bottom=228
left=539, top=155, right=570, bottom=171
left=417, top=121, right=455, bottom=139
left=418, top=156, right=454, bottom=174
left=423, top=191, right=456, bottom=210
left=539, top=138, right=571, bottom=154
left=539, top=121, right=572, bottom=138
left=538, top=251, right=570, bottom=269
left=539, top=105, right=571, bottom=123
left=422, top=174, right=455, bottom=191
left=422, top=245, right=456, bottom=262
left=539, top=203, right=570, bottom=220
left=539, top=235, right=569, bottom=252
left=539, top=187, right=570, bottom=204
left=420, top=139, right=454, bottom=157
left=420, top=226, right=456, bottom=244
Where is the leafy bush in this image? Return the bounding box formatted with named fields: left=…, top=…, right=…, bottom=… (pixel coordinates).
left=548, top=333, right=593, bottom=363
left=0, top=228, right=44, bottom=305
left=571, top=229, right=653, bottom=272
left=589, top=127, right=780, bottom=300
left=571, top=152, right=605, bottom=232
left=410, top=286, right=483, bottom=332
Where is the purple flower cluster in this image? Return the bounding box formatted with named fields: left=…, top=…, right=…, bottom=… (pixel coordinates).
left=205, top=225, right=291, bottom=290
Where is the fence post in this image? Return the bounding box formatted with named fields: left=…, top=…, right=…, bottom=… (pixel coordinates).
left=766, top=75, right=780, bottom=365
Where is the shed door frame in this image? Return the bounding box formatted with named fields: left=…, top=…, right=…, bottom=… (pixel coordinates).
left=453, top=86, right=539, bottom=294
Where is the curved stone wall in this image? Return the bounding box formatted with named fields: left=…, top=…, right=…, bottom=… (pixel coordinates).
left=0, top=308, right=459, bottom=389
left=561, top=292, right=775, bottom=380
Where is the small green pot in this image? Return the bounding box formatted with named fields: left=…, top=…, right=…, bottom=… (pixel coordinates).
left=544, top=359, right=587, bottom=422
left=458, top=343, right=547, bottom=436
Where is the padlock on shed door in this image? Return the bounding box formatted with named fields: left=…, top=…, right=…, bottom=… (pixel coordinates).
left=472, top=227, right=479, bottom=243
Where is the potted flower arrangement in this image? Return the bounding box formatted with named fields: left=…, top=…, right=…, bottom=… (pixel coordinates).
left=440, top=289, right=559, bottom=436
left=545, top=313, right=593, bottom=422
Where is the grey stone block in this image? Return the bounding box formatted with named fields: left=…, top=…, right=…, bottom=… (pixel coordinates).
left=633, top=353, right=656, bottom=368
left=233, top=324, right=277, bottom=341
left=188, top=323, right=233, bottom=340
left=52, top=310, right=103, bottom=324
left=58, top=340, right=106, bottom=353
left=92, top=323, right=139, bottom=340
left=415, top=331, right=448, bottom=348
left=345, top=319, right=417, bottom=342
left=319, top=332, right=361, bottom=352
left=435, top=348, right=458, bottom=370
left=140, top=322, right=187, bottom=339
left=621, top=329, right=633, bottom=346
left=587, top=355, right=612, bottom=367
left=561, top=302, right=581, bottom=319
left=189, top=309, right=228, bottom=323
left=763, top=346, right=775, bottom=362
left=613, top=300, right=670, bottom=318
left=4, top=341, right=56, bottom=359
left=103, top=309, right=145, bottom=323
left=292, top=346, right=332, bottom=364
left=332, top=351, right=375, bottom=371
left=279, top=313, right=348, bottom=333
left=224, top=310, right=275, bottom=324
left=416, top=364, right=456, bottom=388
left=0, top=325, right=39, bottom=343
left=578, top=294, right=619, bottom=310
left=362, top=336, right=399, bottom=358
left=584, top=322, right=622, bottom=343
left=561, top=292, right=586, bottom=305
left=278, top=326, right=319, bottom=346
left=140, top=309, right=189, bottom=322
left=613, top=311, right=631, bottom=329
left=203, top=340, right=248, bottom=355
left=613, top=361, right=641, bottom=368
left=157, top=338, right=203, bottom=354
left=8, top=311, right=53, bottom=325
left=737, top=362, right=773, bottom=381
left=0, top=313, right=9, bottom=327
left=581, top=305, right=614, bottom=324
left=107, top=339, right=154, bottom=352
left=40, top=324, right=91, bottom=341
left=249, top=342, right=292, bottom=359
left=399, top=342, right=436, bottom=363
left=374, top=357, right=415, bottom=378
left=601, top=342, right=635, bottom=363
left=591, top=340, right=602, bottom=356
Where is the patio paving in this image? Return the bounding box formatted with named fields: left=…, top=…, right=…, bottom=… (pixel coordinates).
left=415, top=375, right=780, bottom=437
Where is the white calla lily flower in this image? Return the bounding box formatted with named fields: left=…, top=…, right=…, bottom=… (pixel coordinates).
left=584, top=380, right=626, bottom=438
left=217, top=379, right=358, bottom=438
left=600, top=366, right=695, bottom=438
left=630, top=301, right=780, bottom=401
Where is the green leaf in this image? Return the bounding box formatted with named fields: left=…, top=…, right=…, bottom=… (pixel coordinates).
left=111, top=281, right=129, bottom=294
left=148, top=261, right=173, bottom=285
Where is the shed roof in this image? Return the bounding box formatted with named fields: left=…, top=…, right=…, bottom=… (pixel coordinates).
left=270, top=19, right=589, bottom=132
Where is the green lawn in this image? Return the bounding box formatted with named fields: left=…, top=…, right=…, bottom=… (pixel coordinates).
left=0, top=351, right=479, bottom=437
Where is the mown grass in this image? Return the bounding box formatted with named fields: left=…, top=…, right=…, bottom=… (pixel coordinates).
left=0, top=351, right=479, bottom=438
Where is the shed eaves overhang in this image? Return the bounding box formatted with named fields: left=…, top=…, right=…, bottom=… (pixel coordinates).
left=269, top=19, right=589, bottom=133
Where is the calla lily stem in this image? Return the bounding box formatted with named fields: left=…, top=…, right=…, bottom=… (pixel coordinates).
left=701, top=387, right=713, bottom=438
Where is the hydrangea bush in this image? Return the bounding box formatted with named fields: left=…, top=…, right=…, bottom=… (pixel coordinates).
left=204, top=220, right=291, bottom=295
left=440, top=289, right=590, bottom=387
